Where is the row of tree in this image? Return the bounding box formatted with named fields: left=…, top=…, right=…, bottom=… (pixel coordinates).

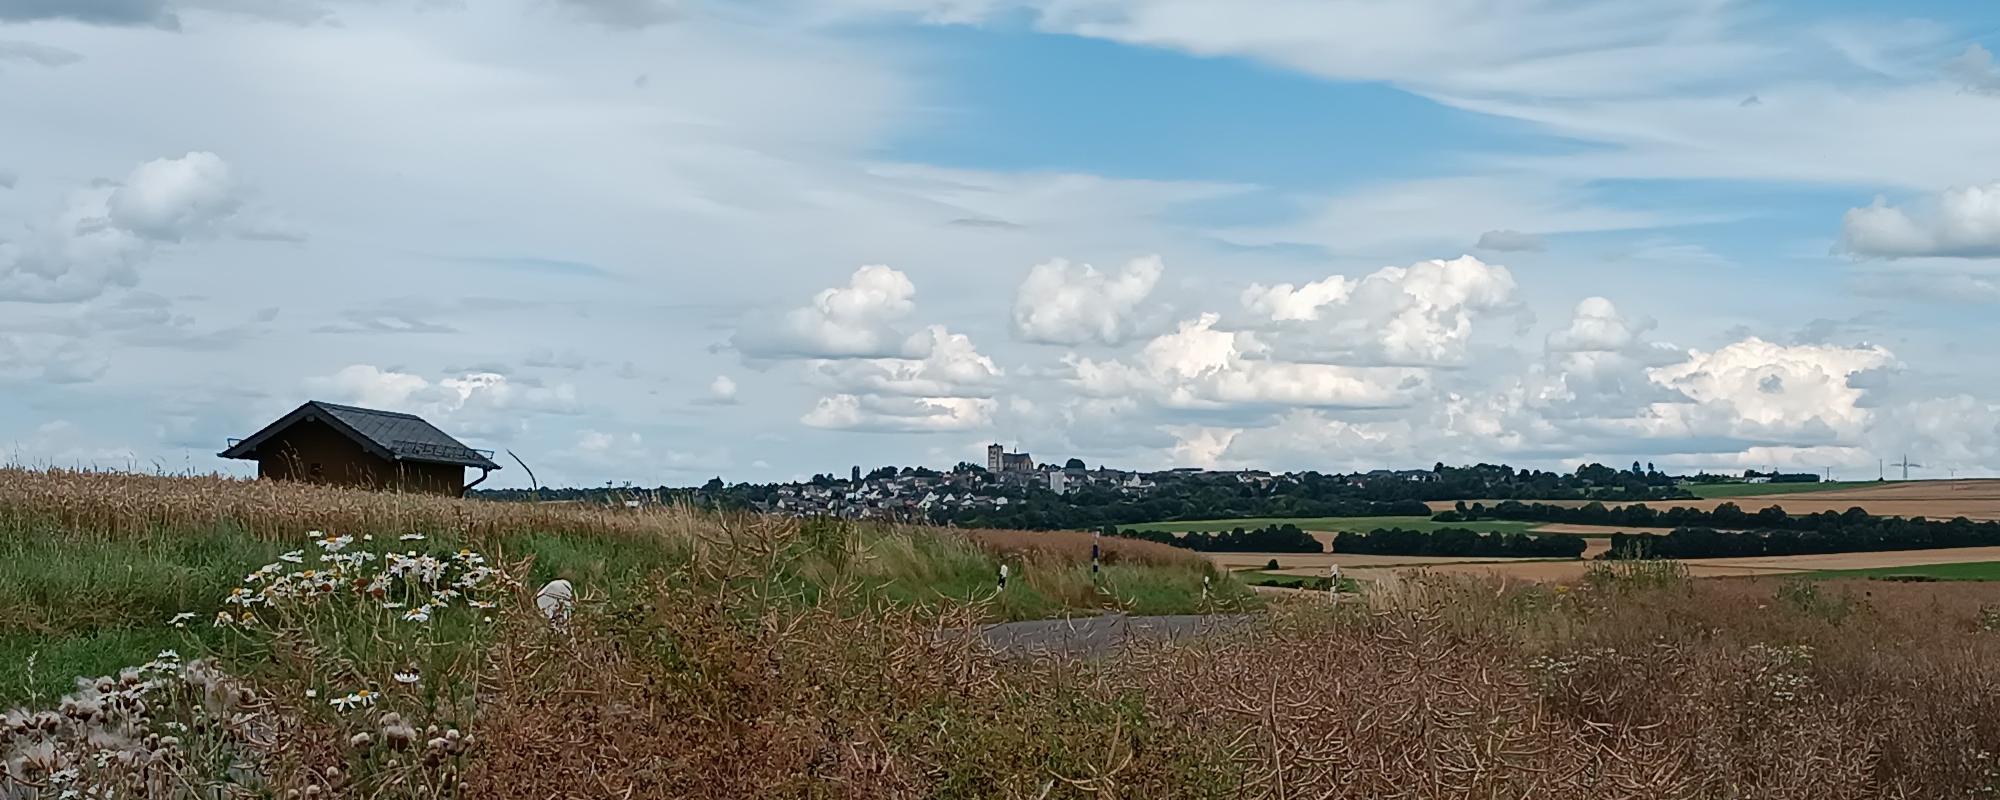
left=1109, top=524, right=1324, bottom=553
left=1436, top=500, right=1898, bottom=532
left=1603, top=519, right=2000, bottom=559
left=1332, top=528, right=1589, bottom=559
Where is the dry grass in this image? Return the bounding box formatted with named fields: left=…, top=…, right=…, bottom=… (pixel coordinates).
left=8, top=469, right=2000, bottom=797
left=962, top=527, right=1209, bottom=570
left=0, top=466, right=710, bottom=544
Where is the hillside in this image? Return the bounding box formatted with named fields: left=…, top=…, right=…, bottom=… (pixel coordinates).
left=5, top=469, right=2000, bottom=797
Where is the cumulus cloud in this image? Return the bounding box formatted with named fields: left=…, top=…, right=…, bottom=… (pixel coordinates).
left=733, top=265, right=926, bottom=359
left=1242, top=255, right=1518, bottom=366
left=1640, top=338, right=1894, bottom=440
left=706, top=375, right=739, bottom=404
left=554, top=0, right=679, bottom=28
left=1012, top=255, right=1163, bottom=346
left=0, top=40, right=85, bottom=68
left=1066, top=314, right=1425, bottom=410
left=808, top=325, right=1001, bottom=398
left=1547, top=297, right=1649, bottom=353
left=1475, top=229, right=1545, bottom=252
left=306, top=365, right=579, bottom=440
left=0, top=152, right=245, bottom=303
left=1840, top=183, right=2000, bottom=259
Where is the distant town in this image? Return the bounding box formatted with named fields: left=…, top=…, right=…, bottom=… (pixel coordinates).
left=475, top=444, right=1818, bottom=531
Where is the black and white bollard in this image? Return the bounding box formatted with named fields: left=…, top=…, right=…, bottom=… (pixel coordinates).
left=1091, top=533, right=1101, bottom=577
left=998, top=563, right=1009, bottom=591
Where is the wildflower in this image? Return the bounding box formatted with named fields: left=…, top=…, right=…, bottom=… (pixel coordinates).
left=329, top=690, right=377, bottom=711
left=381, top=601, right=406, bottom=610
left=402, top=605, right=433, bottom=623
left=305, top=688, right=318, bottom=699
left=279, top=550, right=305, bottom=564
left=469, top=600, right=496, bottom=610
left=168, top=611, right=197, bottom=628
left=213, top=611, right=235, bottom=628
left=400, top=533, right=426, bottom=541
left=156, top=649, right=180, bottom=662
left=393, top=670, right=421, bottom=685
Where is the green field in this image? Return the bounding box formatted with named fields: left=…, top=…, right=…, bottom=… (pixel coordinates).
left=1127, top=515, right=1540, bottom=535
left=1805, top=561, right=2000, bottom=582
left=1687, top=480, right=1895, bottom=499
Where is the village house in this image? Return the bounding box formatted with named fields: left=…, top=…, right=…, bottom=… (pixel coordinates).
left=219, top=401, right=500, bottom=497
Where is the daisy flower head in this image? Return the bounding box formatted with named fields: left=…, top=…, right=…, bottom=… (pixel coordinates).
left=393, top=670, right=421, bottom=685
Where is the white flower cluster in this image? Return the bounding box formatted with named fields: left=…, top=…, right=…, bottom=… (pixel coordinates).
left=211, top=531, right=508, bottom=628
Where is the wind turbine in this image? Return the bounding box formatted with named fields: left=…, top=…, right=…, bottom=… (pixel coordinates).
left=1891, top=454, right=1923, bottom=481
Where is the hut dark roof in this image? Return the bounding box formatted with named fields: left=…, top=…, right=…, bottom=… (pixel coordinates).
left=219, top=401, right=502, bottom=470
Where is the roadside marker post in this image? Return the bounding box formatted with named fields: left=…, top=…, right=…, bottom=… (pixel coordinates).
left=998, top=563, right=1009, bottom=591
left=1091, top=532, right=1101, bottom=578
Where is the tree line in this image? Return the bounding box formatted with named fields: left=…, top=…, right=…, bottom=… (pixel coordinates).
left=1603, top=520, right=2000, bottom=559
left=1109, top=524, right=1324, bottom=553
left=1333, top=528, right=1588, bottom=559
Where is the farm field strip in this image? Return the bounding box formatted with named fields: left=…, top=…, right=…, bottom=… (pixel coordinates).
left=1803, top=561, right=2000, bottom=581
left=1686, top=480, right=1896, bottom=499
left=1429, top=479, right=2000, bottom=520
left=1139, top=516, right=1539, bottom=534
left=1338, top=545, right=2000, bottom=583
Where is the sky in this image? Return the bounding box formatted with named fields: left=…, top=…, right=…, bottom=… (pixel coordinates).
left=4, top=0, right=2000, bottom=488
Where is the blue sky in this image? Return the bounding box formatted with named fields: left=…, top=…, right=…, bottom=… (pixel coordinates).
left=4, top=0, right=2000, bottom=486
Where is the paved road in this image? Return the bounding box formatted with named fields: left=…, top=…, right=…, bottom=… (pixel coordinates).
left=979, top=613, right=1251, bottom=657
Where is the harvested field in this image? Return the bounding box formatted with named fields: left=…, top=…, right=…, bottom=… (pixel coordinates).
left=1206, top=537, right=1610, bottom=574
left=1346, top=544, right=2000, bottom=583
left=1427, top=479, right=2000, bottom=520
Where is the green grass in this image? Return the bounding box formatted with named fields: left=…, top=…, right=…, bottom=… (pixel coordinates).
left=1687, top=480, right=1893, bottom=499
left=0, top=518, right=1242, bottom=707
left=1803, top=561, right=2000, bottom=582
left=1125, top=515, right=1539, bottom=535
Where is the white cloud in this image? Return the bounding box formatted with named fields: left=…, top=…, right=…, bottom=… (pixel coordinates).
left=1012, top=255, right=1163, bottom=346
left=0, top=152, right=246, bottom=303
left=107, top=151, right=241, bottom=241
left=305, top=365, right=579, bottom=441
left=707, top=374, right=739, bottom=404
left=733, top=265, right=925, bottom=358
left=801, top=393, right=994, bottom=432
left=1547, top=296, right=1647, bottom=353
left=808, top=325, right=1001, bottom=397
left=1840, top=183, right=2000, bottom=259
left=1640, top=338, right=1894, bottom=440
left=1244, top=255, right=1519, bottom=366
left=1067, top=313, right=1425, bottom=410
